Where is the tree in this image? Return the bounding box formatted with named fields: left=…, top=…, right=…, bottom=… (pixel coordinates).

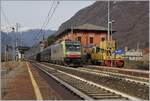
left=47, top=34, right=55, bottom=46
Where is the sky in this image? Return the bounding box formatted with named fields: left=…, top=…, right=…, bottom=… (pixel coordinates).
left=1, top=1, right=95, bottom=31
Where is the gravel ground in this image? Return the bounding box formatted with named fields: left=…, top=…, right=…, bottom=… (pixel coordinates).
left=44, top=63, right=149, bottom=100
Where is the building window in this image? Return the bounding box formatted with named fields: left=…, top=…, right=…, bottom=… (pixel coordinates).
left=90, top=37, right=93, bottom=44
left=101, top=37, right=105, bottom=41
left=77, top=36, right=81, bottom=42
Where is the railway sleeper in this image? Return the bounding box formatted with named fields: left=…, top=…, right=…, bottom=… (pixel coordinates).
left=77, top=83, right=97, bottom=88
left=51, top=72, right=62, bottom=75
left=81, top=89, right=109, bottom=93
left=86, top=87, right=108, bottom=91
left=92, top=95, right=122, bottom=99
left=69, top=82, right=81, bottom=85
left=88, top=93, right=115, bottom=96
left=75, top=86, right=90, bottom=89
left=86, top=91, right=108, bottom=94
left=94, top=97, right=128, bottom=100
left=82, top=89, right=108, bottom=93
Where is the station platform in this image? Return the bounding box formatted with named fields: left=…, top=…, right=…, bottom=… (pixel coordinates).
left=1, top=61, right=81, bottom=100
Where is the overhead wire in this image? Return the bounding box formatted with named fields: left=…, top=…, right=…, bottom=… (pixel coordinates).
left=1, top=7, right=11, bottom=33
left=32, top=1, right=53, bottom=42
left=1, top=8, right=10, bottom=26
left=38, top=1, right=60, bottom=40
left=33, top=1, right=60, bottom=45
left=33, top=1, right=56, bottom=43
left=44, top=1, right=59, bottom=29
left=32, top=1, right=54, bottom=41
left=40, top=1, right=55, bottom=30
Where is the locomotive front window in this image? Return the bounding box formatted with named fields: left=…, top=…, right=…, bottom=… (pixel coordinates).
left=96, top=47, right=100, bottom=53
left=96, top=47, right=104, bottom=53
left=66, top=44, right=81, bottom=51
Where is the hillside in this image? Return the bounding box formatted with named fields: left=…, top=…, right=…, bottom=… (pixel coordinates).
left=1, top=32, right=12, bottom=53
left=18, top=29, right=55, bottom=47
left=56, top=1, right=149, bottom=49
left=1, top=29, right=55, bottom=53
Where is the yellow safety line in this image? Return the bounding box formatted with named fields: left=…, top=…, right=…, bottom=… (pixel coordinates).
left=26, top=62, right=43, bottom=100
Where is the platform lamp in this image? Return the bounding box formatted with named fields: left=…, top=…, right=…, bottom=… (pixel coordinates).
left=107, top=0, right=110, bottom=41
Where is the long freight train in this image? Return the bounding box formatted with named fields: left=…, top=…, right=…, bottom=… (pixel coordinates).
left=35, top=40, right=82, bottom=66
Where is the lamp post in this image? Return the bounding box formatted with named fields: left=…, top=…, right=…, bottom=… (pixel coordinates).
left=109, top=20, right=115, bottom=67
left=108, top=1, right=116, bottom=41
left=107, top=0, right=110, bottom=41
left=109, top=20, right=115, bottom=41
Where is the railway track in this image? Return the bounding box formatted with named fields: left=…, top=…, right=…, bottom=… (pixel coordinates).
left=42, top=62, right=149, bottom=100
left=31, top=62, right=144, bottom=100
left=85, top=65, right=149, bottom=78
left=44, top=62, right=149, bottom=86
left=77, top=67, right=149, bottom=86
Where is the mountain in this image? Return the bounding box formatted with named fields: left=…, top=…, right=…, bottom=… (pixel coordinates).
left=18, top=29, right=55, bottom=47
left=56, top=1, right=149, bottom=49
left=1, top=29, right=55, bottom=53
left=1, top=32, right=13, bottom=53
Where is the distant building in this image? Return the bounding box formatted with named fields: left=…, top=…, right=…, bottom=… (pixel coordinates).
left=55, top=23, right=114, bottom=52
left=16, top=46, right=30, bottom=60
left=125, top=49, right=143, bottom=61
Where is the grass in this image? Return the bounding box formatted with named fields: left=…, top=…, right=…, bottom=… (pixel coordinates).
left=1, top=61, right=21, bottom=73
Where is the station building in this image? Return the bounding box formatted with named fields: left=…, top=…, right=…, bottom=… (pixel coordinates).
left=55, top=23, right=114, bottom=52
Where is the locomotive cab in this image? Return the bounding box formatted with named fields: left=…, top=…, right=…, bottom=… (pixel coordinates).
left=64, top=41, right=82, bottom=66
left=51, top=40, right=82, bottom=67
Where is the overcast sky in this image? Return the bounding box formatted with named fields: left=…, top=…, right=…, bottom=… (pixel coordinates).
left=1, top=1, right=95, bottom=31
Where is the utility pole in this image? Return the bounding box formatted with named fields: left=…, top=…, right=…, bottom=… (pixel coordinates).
left=4, top=32, right=7, bottom=62
left=43, top=33, right=45, bottom=41
left=107, top=0, right=113, bottom=67
left=5, top=45, right=7, bottom=62
left=18, top=24, right=22, bottom=46
left=137, top=42, right=139, bottom=52
left=11, top=27, right=15, bottom=61
left=15, top=23, right=20, bottom=46
left=107, top=0, right=110, bottom=41
left=15, top=23, right=20, bottom=61
left=21, top=31, right=23, bottom=46
left=110, top=20, right=115, bottom=41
